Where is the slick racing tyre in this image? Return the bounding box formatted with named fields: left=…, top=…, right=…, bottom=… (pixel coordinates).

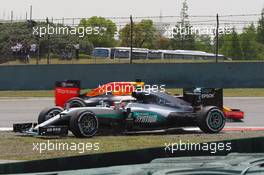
left=69, top=111, right=98, bottom=138
left=197, top=107, right=225, bottom=133
left=65, top=97, right=86, bottom=108
left=38, top=107, right=63, bottom=124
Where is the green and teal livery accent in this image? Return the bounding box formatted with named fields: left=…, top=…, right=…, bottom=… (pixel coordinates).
left=132, top=111, right=166, bottom=124
left=96, top=113, right=127, bottom=120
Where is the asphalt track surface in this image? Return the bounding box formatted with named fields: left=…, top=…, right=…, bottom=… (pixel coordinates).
left=0, top=97, right=263, bottom=128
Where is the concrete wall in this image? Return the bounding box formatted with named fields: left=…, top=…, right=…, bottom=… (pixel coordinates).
left=0, top=62, right=263, bottom=90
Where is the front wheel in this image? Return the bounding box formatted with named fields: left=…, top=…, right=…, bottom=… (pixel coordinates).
left=197, top=107, right=225, bottom=133
left=65, top=97, right=86, bottom=108
left=38, top=107, right=63, bottom=124
left=69, top=111, right=98, bottom=138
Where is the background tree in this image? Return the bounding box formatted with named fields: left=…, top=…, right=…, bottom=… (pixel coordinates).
left=170, top=0, right=196, bottom=50
left=79, top=16, right=117, bottom=47
left=0, top=22, right=35, bottom=61
left=0, top=21, right=93, bottom=62
left=257, top=8, right=264, bottom=44
left=240, top=24, right=258, bottom=60
left=220, top=28, right=243, bottom=60
left=195, top=35, right=213, bottom=52
left=119, top=19, right=157, bottom=48
left=155, top=34, right=171, bottom=49
left=256, top=8, right=264, bottom=60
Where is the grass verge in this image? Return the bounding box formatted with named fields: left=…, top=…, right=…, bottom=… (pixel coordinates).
left=0, top=131, right=264, bottom=160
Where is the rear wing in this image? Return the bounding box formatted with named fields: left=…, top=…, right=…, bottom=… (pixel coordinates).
left=183, top=88, right=223, bottom=108
left=55, top=80, right=81, bottom=107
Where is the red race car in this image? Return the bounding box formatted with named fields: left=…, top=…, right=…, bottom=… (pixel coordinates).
left=55, top=80, right=144, bottom=108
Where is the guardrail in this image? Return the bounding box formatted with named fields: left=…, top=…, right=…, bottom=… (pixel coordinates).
left=0, top=62, right=263, bottom=90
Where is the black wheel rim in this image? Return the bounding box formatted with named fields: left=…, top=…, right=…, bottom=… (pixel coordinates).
left=78, top=112, right=97, bottom=136
left=207, top=110, right=224, bottom=131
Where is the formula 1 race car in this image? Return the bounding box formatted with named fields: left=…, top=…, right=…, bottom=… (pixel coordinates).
left=13, top=90, right=226, bottom=138
left=55, top=80, right=144, bottom=108
left=54, top=80, right=244, bottom=121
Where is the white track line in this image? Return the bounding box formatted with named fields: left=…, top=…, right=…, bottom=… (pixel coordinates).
left=0, top=127, right=13, bottom=131
left=1, top=126, right=264, bottom=132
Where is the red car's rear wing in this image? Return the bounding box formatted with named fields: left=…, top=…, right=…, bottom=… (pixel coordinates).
left=55, top=80, right=81, bottom=107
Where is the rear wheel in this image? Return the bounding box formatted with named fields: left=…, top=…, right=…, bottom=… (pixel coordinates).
left=197, top=107, right=225, bottom=133
left=65, top=97, right=86, bottom=108
left=69, top=111, right=98, bottom=138
left=38, top=107, right=63, bottom=124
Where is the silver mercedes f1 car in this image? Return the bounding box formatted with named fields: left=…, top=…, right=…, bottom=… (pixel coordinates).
left=13, top=90, right=226, bottom=138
